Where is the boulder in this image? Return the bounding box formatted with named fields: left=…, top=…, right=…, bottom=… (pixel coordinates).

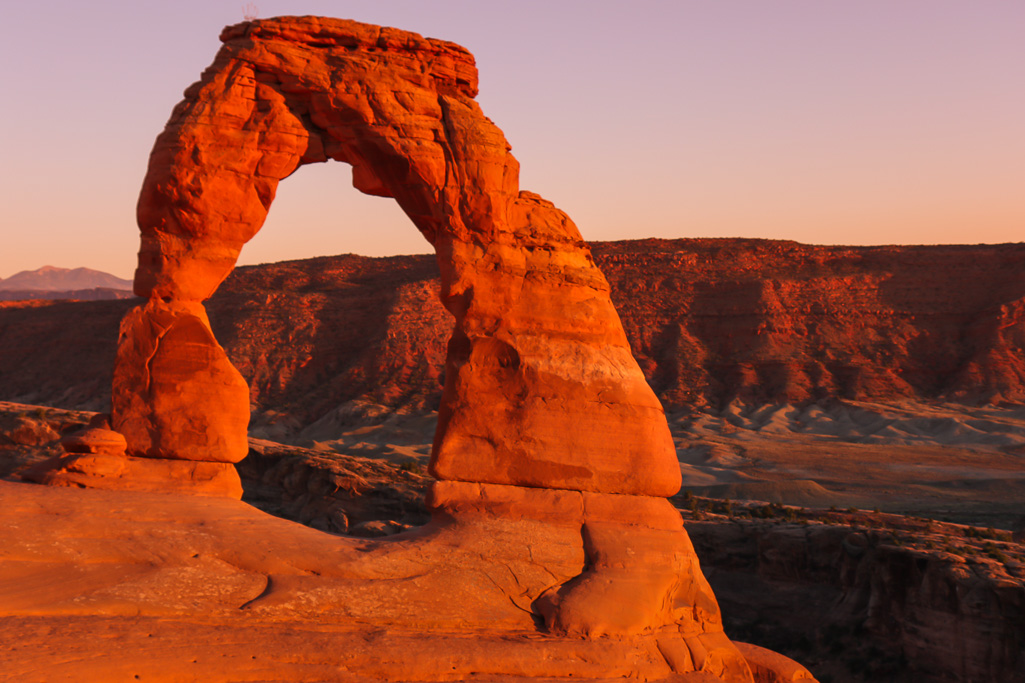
left=112, top=299, right=249, bottom=463
left=22, top=452, right=242, bottom=498
left=60, top=427, right=127, bottom=456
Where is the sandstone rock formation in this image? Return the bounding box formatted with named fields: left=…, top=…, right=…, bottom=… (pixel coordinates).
left=17, top=15, right=814, bottom=681
left=120, top=16, right=679, bottom=498
left=23, top=413, right=242, bottom=497
left=112, top=300, right=250, bottom=464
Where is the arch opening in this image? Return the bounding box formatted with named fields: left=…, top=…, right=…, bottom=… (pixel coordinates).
left=238, top=161, right=430, bottom=267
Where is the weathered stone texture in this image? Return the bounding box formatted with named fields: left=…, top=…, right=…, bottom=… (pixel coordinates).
left=112, top=300, right=249, bottom=463
left=121, top=16, right=678, bottom=497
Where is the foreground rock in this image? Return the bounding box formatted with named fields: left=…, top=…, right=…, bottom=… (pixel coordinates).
left=0, top=480, right=817, bottom=681
left=8, top=403, right=1025, bottom=681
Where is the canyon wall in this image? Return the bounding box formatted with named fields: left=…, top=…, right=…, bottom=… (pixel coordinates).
left=2, top=239, right=1021, bottom=422
left=601, top=239, right=1025, bottom=409
left=686, top=515, right=1025, bottom=683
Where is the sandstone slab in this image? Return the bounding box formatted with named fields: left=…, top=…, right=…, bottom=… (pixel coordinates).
left=0, top=480, right=821, bottom=681
left=23, top=452, right=243, bottom=498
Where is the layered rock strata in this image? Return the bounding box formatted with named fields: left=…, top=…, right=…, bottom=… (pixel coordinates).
left=23, top=414, right=242, bottom=498
left=3, top=240, right=1024, bottom=419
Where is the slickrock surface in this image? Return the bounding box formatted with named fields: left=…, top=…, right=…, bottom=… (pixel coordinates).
left=0, top=480, right=733, bottom=682
left=0, top=473, right=817, bottom=682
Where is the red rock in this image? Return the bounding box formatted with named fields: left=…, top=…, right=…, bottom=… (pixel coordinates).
left=0, top=479, right=769, bottom=681
left=22, top=452, right=242, bottom=498
left=686, top=514, right=1025, bottom=683
left=60, top=427, right=127, bottom=455
left=29, top=423, right=243, bottom=498
left=3, top=240, right=1024, bottom=419
left=11, top=17, right=816, bottom=680
left=594, top=239, right=1025, bottom=408
left=121, top=15, right=679, bottom=497
left=430, top=479, right=747, bottom=664
left=112, top=299, right=249, bottom=463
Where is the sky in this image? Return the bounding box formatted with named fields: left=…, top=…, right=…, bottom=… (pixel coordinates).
left=2, top=1, right=1023, bottom=280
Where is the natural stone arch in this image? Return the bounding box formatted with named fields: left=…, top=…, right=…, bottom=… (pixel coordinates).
left=114, top=16, right=682, bottom=498
left=20, top=20, right=825, bottom=679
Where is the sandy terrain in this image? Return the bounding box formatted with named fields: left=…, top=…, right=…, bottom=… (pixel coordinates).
left=672, top=400, right=1025, bottom=529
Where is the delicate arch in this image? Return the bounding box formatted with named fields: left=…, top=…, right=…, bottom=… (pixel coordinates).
left=116, top=16, right=681, bottom=497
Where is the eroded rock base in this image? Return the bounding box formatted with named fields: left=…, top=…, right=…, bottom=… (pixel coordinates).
left=0, top=480, right=816, bottom=681
left=23, top=452, right=243, bottom=498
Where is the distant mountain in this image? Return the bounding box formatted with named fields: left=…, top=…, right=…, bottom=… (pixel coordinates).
left=0, top=266, right=133, bottom=293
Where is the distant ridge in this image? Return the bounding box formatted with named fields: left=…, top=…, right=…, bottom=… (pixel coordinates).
left=0, top=266, right=133, bottom=293
left=1, top=238, right=1023, bottom=413
left=0, top=288, right=136, bottom=303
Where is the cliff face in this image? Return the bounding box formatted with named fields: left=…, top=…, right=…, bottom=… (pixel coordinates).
left=596, top=239, right=1025, bottom=408
left=0, top=299, right=131, bottom=410
left=1, top=239, right=1024, bottom=419
left=685, top=511, right=1025, bottom=683
left=206, top=254, right=449, bottom=427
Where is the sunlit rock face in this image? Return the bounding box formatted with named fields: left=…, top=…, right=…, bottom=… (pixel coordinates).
left=66, top=17, right=823, bottom=680
left=118, top=16, right=680, bottom=498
